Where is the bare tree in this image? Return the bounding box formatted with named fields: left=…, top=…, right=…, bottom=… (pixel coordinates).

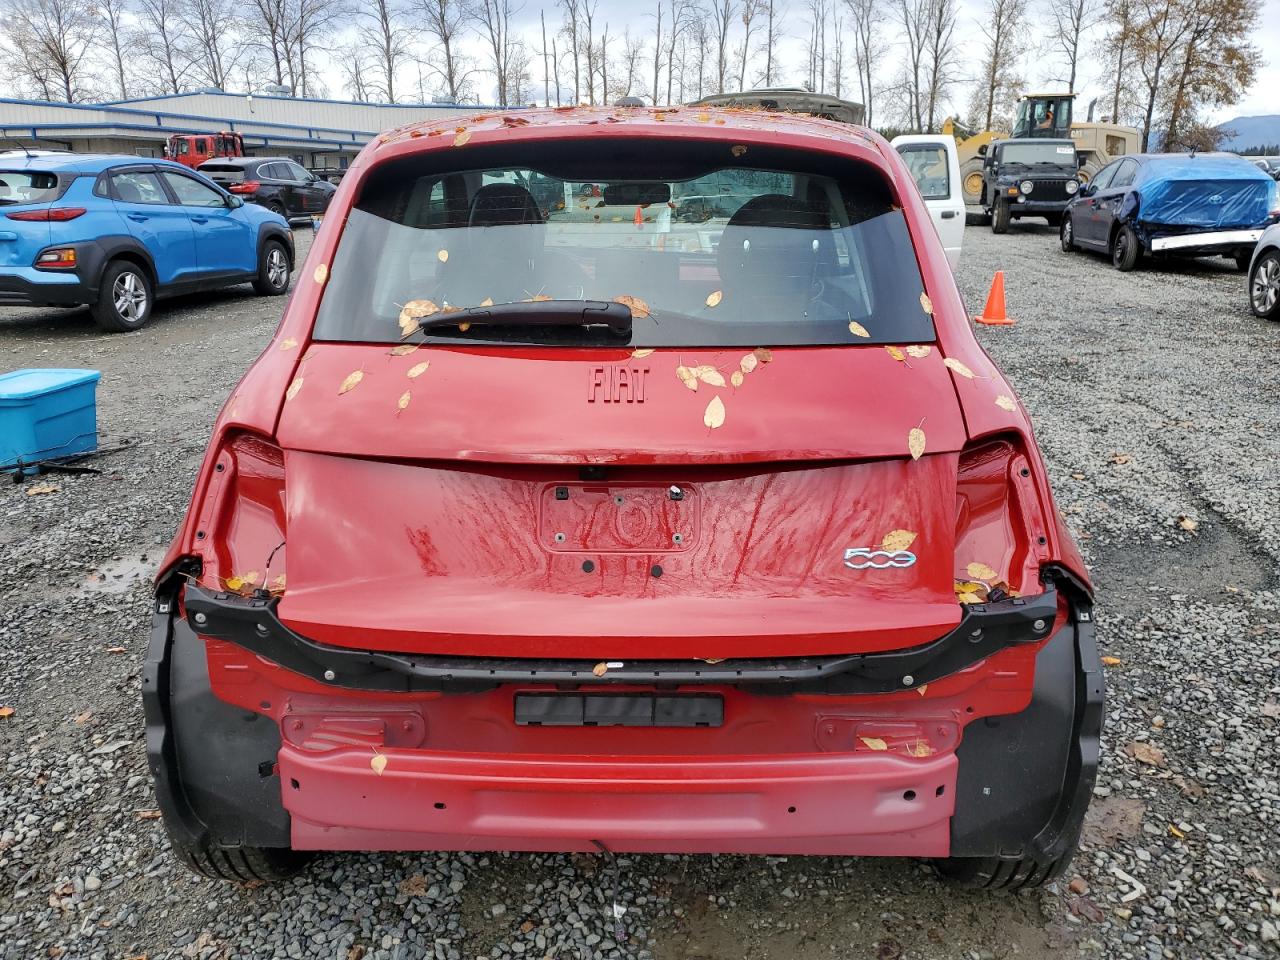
left=845, top=0, right=881, bottom=124
left=1102, top=0, right=1131, bottom=121
left=649, top=0, right=662, bottom=103
left=896, top=0, right=928, bottom=129
left=920, top=0, right=960, bottom=131
left=179, top=0, right=242, bottom=89
left=357, top=0, right=412, bottom=101
left=1046, top=0, right=1095, bottom=92
left=540, top=9, right=550, bottom=104
left=614, top=28, right=645, bottom=99
left=971, top=0, right=1025, bottom=130
left=96, top=0, right=132, bottom=99
left=292, top=0, right=345, bottom=97
left=245, top=0, right=290, bottom=89
left=595, top=22, right=611, bottom=104
left=757, top=0, right=783, bottom=85
left=707, top=0, right=735, bottom=93
left=559, top=0, right=582, bottom=103
left=734, top=0, right=761, bottom=90
left=473, top=0, right=525, bottom=105
left=1, top=0, right=100, bottom=101
left=1126, top=0, right=1193, bottom=149
left=580, top=0, right=597, bottom=103
left=417, top=0, right=475, bottom=101
left=339, top=42, right=375, bottom=100
left=135, top=0, right=193, bottom=94
left=662, top=0, right=697, bottom=105
left=804, top=0, right=826, bottom=91
left=829, top=12, right=843, bottom=96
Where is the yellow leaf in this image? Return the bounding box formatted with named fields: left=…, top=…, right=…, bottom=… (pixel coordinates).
left=731, top=144, right=747, bottom=157
left=224, top=570, right=259, bottom=593
left=592, top=661, right=609, bottom=677
left=906, top=740, right=934, bottom=757
left=285, top=377, right=304, bottom=402
left=24, top=484, right=59, bottom=496
left=631, top=348, right=655, bottom=359
left=730, top=370, right=744, bottom=387
left=278, top=337, right=298, bottom=352
left=0, top=706, right=14, bottom=718
left=739, top=353, right=758, bottom=374
left=957, top=592, right=986, bottom=605
left=338, top=370, right=364, bottom=395
left=613, top=295, right=650, bottom=318
left=908, top=426, right=926, bottom=460
left=1168, top=824, right=1185, bottom=839
left=943, top=357, right=975, bottom=379
left=703, top=394, right=726, bottom=429
left=676, top=366, right=698, bottom=391
left=453, top=130, right=471, bottom=147
left=967, top=562, right=999, bottom=581
left=706, top=290, right=723, bottom=308
left=479, top=297, right=494, bottom=307
left=1128, top=741, right=1165, bottom=766
left=881, top=529, right=917, bottom=552
left=995, top=394, right=1017, bottom=411
left=696, top=112, right=711, bottom=122
left=753, top=347, right=773, bottom=363
left=885, top=345, right=906, bottom=362
left=1101, top=655, right=1122, bottom=666
left=458, top=321, right=471, bottom=332
left=388, top=344, right=418, bottom=356
left=916, top=684, right=928, bottom=697
left=313, top=263, right=328, bottom=285
left=694, top=365, right=725, bottom=387
left=859, top=736, right=888, bottom=751
left=407, top=361, right=430, bottom=379
left=527, top=294, right=553, bottom=302
left=848, top=320, right=871, bottom=338
left=397, top=390, right=411, bottom=412
left=370, top=752, right=388, bottom=776
left=905, top=344, right=931, bottom=358
left=437, top=249, right=449, bottom=263
left=270, top=574, right=286, bottom=594
left=1178, top=515, right=1198, bottom=533
left=920, top=292, right=933, bottom=314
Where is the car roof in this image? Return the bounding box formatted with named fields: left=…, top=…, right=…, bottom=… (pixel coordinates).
left=199, top=157, right=289, bottom=167
left=0, top=154, right=206, bottom=175
left=993, top=138, right=1075, bottom=147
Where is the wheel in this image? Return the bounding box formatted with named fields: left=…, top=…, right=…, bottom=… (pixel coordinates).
left=253, top=240, right=291, bottom=296
left=959, top=158, right=985, bottom=208
left=1249, top=250, right=1280, bottom=320
left=1232, top=252, right=1251, bottom=272
left=934, top=854, right=1071, bottom=890
left=991, top=200, right=1011, bottom=234
left=1059, top=214, right=1076, bottom=252
left=91, top=260, right=153, bottom=332
left=266, top=201, right=287, bottom=219
left=1111, top=225, right=1141, bottom=271
left=169, top=838, right=311, bottom=883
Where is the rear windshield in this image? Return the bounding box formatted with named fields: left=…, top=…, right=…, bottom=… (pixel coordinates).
left=1000, top=142, right=1077, bottom=165
left=200, top=164, right=246, bottom=181
left=0, top=171, right=59, bottom=205
left=313, top=140, right=934, bottom=347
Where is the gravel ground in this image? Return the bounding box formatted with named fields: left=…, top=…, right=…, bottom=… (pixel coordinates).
left=1, top=222, right=1278, bottom=960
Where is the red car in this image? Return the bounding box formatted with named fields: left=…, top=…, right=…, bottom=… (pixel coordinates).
left=145, top=107, right=1102, bottom=888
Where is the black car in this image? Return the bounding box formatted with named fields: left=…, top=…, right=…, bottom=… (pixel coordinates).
left=1060, top=152, right=1279, bottom=272
left=197, top=157, right=335, bottom=220
left=977, top=138, right=1081, bottom=233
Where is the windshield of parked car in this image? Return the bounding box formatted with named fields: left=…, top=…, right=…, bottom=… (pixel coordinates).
left=0, top=171, right=59, bottom=205
left=1000, top=142, right=1077, bottom=165
left=313, top=140, right=935, bottom=347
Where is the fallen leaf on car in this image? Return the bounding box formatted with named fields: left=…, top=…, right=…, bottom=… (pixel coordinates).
left=1177, top=515, right=1198, bottom=533
left=966, top=562, right=998, bottom=581
left=730, top=370, right=744, bottom=387
left=370, top=752, right=388, bottom=776
left=704, top=395, right=726, bottom=429
left=694, top=365, right=725, bottom=387
left=943, top=357, right=975, bottom=379
left=957, top=592, right=985, bottom=604
left=859, top=736, right=887, bottom=751
left=696, top=113, right=711, bottom=122
left=848, top=320, right=870, bottom=338
left=905, top=345, right=931, bottom=358
left=399, top=298, right=439, bottom=325
left=278, top=337, right=298, bottom=352
left=224, top=571, right=259, bottom=592
left=479, top=297, right=494, bottom=307
left=0, top=706, right=13, bottom=718
left=457, top=321, right=471, bottom=332
left=706, top=290, right=723, bottom=308
left=676, top=366, right=698, bottom=391
left=313, top=263, right=328, bottom=284
left=906, top=740, right=934, bottom=757
left=453, top=130, right=471, bottom=147
left=269, top=574, right=286, bottom=594
left=908, top=426, right=926, bottom=460
left=920, top=292, right=933, bottom=314
left=592, top=662, right=609, bottom=677
left=613, top=295, right=650, bottom=318
left=388, top=344, right=418, bottom=356
left=526, top=294, right=553, bottom=302
left=995, top=394, right=1017, bottom=411
left=397, top=390, right=411, bottom=412
left=407, top=361, right=430, bottom=379
left=739, top=352, right=758, bottom=374
left=731, top=144, right=747, bottom=157
left=1127, top=741, right=1165, bottom=767
left=1101, top=655, right=1122, bottom=666
left=437, top=249, right=449, bottom=263
left=338, top=370, right=364, bottom=395
left=753, top=347, right=773, bottom=363
left=881, top=529, right=917, bottom=552
left=285, top=377, right=304, bottom=401
left=916, top=684, right=928, bottom=697
left=25, top=484, right=59, bottom=496
left=631, top=348, right=655, bottom=359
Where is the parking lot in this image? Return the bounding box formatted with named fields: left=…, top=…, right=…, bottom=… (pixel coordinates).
left=1, top=221, right=1277, bottom=960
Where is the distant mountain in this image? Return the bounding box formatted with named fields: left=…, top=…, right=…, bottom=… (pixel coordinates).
left=1216, top=115, right=1280, bottom=153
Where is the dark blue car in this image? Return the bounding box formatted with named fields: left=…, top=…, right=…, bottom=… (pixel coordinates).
left=0, top=155, right=294, bottom=331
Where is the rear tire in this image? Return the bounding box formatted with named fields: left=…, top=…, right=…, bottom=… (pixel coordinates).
left=1249, top=250, right=1280, bottom=320
left=266, top=201, right=287, bottom=219
left=991, top=201, right=1011, bottom=234
left=1232, top=252, right=1251, bottom=272
left=252, top=239, right=291, bottom=296
left=1111, top=225, right=1141, bottom=271
left=169, top=839, right=311, bottom=883
left=1059, top=215, right=1076, bottom=252
left=934, top=854, right=1071, bottom=890
left=91, top=260, right=153, bottom=332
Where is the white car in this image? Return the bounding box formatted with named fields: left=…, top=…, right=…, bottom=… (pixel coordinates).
left=1248, top=222, right=1280, bottom=321
left=891, top=134, right=964, bottom=269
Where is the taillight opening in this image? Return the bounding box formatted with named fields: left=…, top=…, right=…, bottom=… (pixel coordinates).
left=6, top=207, right=87, bottom=222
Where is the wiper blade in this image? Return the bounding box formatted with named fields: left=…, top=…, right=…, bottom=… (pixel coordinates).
left=419, top=299, right=632, bottom=336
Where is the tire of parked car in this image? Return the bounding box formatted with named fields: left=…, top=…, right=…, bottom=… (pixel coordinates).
left=266, top=200, right=287, bottom=218
left=252, top=239, right=292, bottom=297
left=1249, top=250, right=1280, bottom=321
left=1059, top=215, right=1075, bottom=252
left=92, top=260, right=154, bottom=332
left=1232, top=252, right=1251, bottom=272
left=1111, top=225, right=1141, bottom=272
left=991, top=200, right=1011, bottom=234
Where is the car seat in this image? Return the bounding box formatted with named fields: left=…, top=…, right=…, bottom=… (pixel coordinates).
left=716, top=194, right=828, bottom=313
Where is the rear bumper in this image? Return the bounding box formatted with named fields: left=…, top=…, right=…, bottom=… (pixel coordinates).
left=0, top=268, right=86, bottom=306
left=1148, top=227, right=1264, bottom=253
left=282, top=748, right=956, bottom=855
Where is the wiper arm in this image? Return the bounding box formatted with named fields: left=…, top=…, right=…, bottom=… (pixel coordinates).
left=419, top=299, right=632, bottom=336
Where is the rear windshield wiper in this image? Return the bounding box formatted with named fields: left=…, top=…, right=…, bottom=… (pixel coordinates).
left=419, top=299, right=633, bottom=336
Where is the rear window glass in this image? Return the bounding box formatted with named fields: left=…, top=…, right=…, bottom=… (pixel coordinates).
left=313, top=140, right=934, bottom=347
left=896, top=144, right=950, bottom=200
left=200, top=164, right=246, bottom=182
left=0, top=171, right=59, bottom=205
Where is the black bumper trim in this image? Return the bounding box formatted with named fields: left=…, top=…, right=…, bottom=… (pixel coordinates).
left=0, top=274, right=88, bottom=306
left=181, top=581, right=1058, bottom=694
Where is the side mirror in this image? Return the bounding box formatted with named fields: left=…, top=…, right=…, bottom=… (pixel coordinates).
left=976, top=144, right=988, bottom=158
left=226, top=195, right=245, bottom=209
left=1078, top=183, right=1095, bottom=198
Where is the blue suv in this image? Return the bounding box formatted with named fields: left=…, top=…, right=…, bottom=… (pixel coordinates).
left=0, top=155, right=294, bottom=331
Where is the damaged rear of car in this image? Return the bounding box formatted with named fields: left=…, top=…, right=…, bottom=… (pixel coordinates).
left=145, top=107, right=1101, bottom=889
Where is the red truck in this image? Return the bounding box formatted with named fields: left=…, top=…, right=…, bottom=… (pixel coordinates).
left=165, top=132, right=245, bottom=168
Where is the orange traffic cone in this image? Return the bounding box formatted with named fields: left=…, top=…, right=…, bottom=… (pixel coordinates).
left=974, top=271, right=1016, bottom=326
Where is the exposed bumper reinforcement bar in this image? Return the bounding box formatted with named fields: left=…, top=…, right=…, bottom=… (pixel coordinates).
left=182, top=582, right=1058, bottom=694
left=1149, top=228, right=1263, bottom=252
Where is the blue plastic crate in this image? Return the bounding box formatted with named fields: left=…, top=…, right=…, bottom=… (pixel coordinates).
left=0, top=368, right=101, bottom=472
